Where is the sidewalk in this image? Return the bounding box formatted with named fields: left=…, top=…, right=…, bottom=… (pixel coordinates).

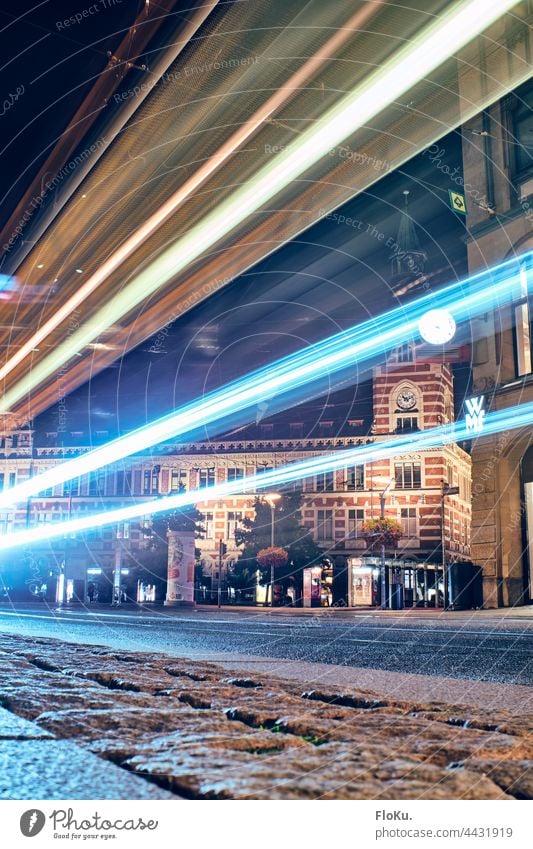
left=194, top=604, right=533, bottom=620
left=0, top=632, right=532, bottom=800
left=3, top=599, right=533, bottom=620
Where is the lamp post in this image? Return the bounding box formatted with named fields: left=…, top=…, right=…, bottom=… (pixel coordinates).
left=441, top=481, right=459, bottom=610
left=264, top=493, right=281, bottom=606
left=378, top=479, right=394, bottom=609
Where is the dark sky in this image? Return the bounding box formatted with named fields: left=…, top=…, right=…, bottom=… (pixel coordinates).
left=0, top=0, right=196, bottom=228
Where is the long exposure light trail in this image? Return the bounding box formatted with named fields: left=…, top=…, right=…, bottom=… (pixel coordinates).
left=0, top=400, right=531, bottom=552
left=0, top=3, right=379, bottom=386
left=0, top=0, right=518, bottom=414
left=0, top=252, right=530, bottom=512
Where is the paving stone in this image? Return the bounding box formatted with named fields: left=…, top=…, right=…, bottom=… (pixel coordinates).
left=0, top=632, right=530, bottom=800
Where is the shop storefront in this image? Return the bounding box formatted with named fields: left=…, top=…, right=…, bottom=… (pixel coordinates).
left=347, top=556, right=444, bottom=608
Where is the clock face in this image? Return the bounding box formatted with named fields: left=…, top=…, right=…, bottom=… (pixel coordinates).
left=418, top=308, right=456, bottom=345
left=397, top=389, right=416, bottom=410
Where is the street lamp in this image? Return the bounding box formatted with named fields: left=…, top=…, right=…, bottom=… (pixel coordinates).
left=372, top=477, right=394, bottom=610
left=441, top=480, right=459, bottom=610
left=264, top=493, right=281, bottom=606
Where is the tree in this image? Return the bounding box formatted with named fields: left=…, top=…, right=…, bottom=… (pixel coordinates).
left=230, top=490, right=324, bottom=593
left=127, top=492, right=205, bottom=597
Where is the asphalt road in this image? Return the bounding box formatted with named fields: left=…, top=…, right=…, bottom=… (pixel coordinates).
left=0, top=604, right=532, bottom=686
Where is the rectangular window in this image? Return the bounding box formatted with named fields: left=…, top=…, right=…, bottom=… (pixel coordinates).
left=316, top=471, right=335, bottom=492
left=396, top=416, right=418, bottom=434
left=514, top=263, right=532, bottom=377
left=88, top=473, right=97, bottom=496
left=143, top=470, right=151, bottom=495
left=115, top=471, right=124, bottom=496
left=198, top=468, right=215, bottom=489
left=396, top=343, right=414, bottom=362
left=9, top=472, right=16, bottom=488
left=290, top=422, right=303, bottom=439
left=400, top=507, right=417, bottom=539
left=227, top=467, right=245, bottom=483
left=347, top=508, right=364, bottom=539
left=203, top=512, right=214, bottom=539
left=0, top=474, right=4, bottom=492
left=346, top=465, right=364, bottom=491
left=151, top=468, right=159, bottom=494
left=510, top=83, right=533, bottom=175
left=226, top=510, right=243, bottom=539
left=394, top=462, right=421, bottom=489
left=317, top=509, right=333, bottom=541
left=170, top=469, right=187, bottom=492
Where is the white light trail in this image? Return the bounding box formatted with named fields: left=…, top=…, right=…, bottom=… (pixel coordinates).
left=0, top=399, right=531, bottom=551
left=0, top=3, right=381, bottom=387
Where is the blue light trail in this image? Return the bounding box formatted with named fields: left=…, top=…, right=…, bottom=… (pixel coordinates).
left=0, top=399, right=531, bottom=551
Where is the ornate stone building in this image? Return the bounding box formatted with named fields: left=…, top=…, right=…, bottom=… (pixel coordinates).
left=460, top=74, right=533, bottom=607
left=0, top=350, right=471, bottom=607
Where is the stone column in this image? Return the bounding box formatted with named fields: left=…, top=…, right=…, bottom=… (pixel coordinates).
left=164, top=530, right=195, bottom=607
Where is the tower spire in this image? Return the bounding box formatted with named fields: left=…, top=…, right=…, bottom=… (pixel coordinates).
left=390, top=190, right=427, bottom=288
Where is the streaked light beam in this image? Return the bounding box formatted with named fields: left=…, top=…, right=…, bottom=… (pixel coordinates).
left=0, top=0, right=519, bottom=413
left=0, top=399, right=531, bottom=551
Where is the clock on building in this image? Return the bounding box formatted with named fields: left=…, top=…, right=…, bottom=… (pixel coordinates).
left=396, top=389, right=417, bottom=410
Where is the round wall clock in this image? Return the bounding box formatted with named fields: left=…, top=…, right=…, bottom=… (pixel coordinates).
left=396, top=389, right=417, bottom=410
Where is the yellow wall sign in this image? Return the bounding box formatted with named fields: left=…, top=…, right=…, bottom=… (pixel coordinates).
left=449, top=190, right=467, bottom=214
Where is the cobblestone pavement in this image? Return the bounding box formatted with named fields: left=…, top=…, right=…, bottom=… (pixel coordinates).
left=0, top=633, right=532, bottom=800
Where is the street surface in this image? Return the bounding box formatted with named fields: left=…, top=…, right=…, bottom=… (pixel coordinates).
left=0, top=604, right=532, bottom=686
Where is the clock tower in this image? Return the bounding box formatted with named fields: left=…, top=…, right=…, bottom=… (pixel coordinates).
left=364, top=193, right=470, bottom=575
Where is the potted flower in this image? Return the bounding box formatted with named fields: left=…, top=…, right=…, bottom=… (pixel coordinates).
left=360, top=517, right=402, bottom=550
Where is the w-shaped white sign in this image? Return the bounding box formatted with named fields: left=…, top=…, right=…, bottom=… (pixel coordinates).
left=465, top=396, right=486, bottom=433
